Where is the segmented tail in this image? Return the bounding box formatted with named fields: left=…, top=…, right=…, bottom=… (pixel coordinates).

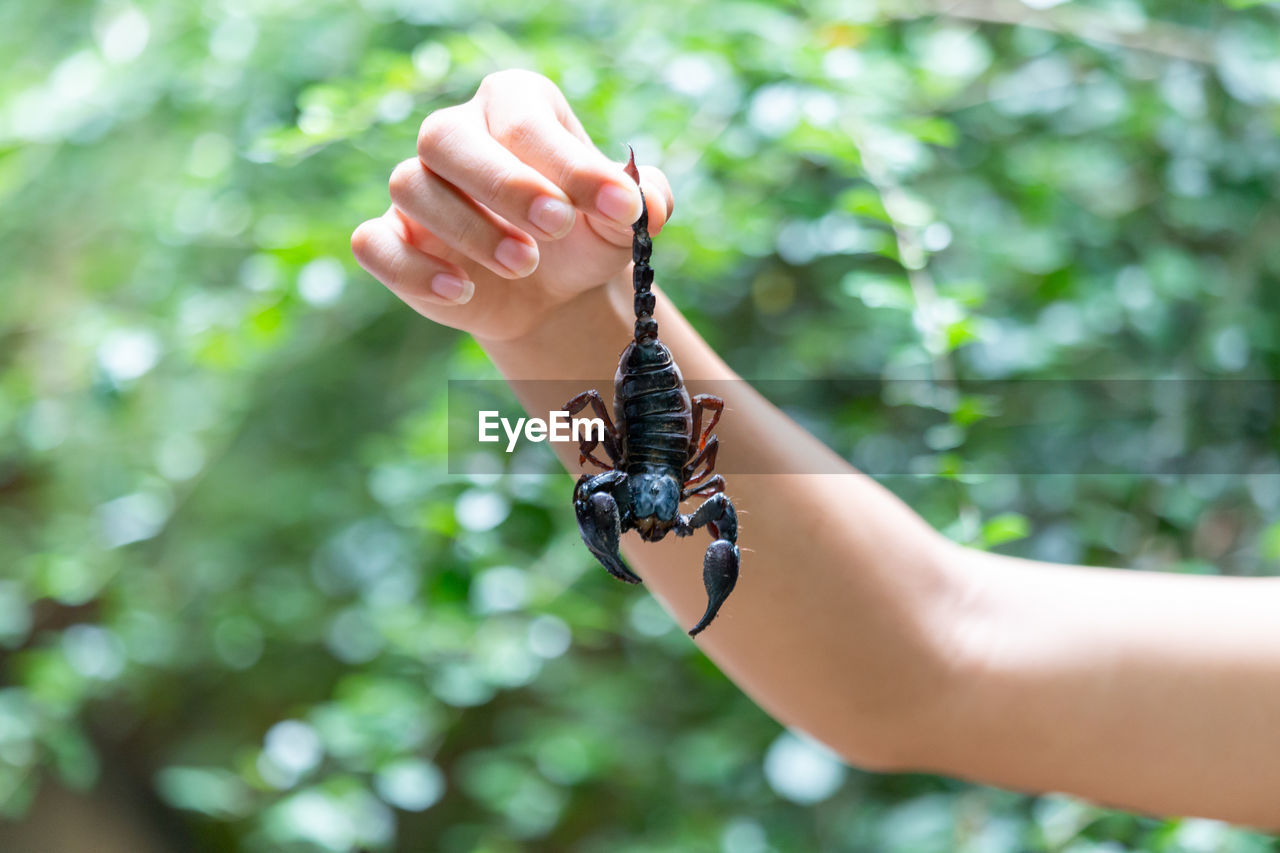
left=623, top=146, right=657, bottom=344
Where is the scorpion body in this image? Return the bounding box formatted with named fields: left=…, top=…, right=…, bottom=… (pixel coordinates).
left=563, top=149, right=740, bottom=637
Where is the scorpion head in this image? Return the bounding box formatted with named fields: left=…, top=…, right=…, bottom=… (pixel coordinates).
left=629, top=471, right=681, bottom=541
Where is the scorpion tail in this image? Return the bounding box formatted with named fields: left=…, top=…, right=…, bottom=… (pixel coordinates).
left=623, top=144, right=641, bottom=185
left=624, top=145, right=658, bottom=344
left=688, top=539, right=740, bottom=637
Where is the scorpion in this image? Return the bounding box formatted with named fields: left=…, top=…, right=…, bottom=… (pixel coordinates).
left=562, top=148, right=740, bottom=637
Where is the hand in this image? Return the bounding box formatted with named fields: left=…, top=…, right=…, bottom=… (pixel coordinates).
left=351, top=69, right=675, bottom=343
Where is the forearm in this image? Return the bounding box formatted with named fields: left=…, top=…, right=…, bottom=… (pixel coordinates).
left=478, top=272, right=968, bottom=767
left=939, top=547, right=1280, bottom=828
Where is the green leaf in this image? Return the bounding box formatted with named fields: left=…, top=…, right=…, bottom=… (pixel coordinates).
left=981, top=513, right=1030, bottom=548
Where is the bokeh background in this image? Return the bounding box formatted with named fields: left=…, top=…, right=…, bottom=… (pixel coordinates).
left=5, top=0, right=1280, bottom=850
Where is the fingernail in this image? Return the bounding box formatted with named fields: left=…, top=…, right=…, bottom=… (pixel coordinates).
left=495, top=237, right=539, bottom=277
left=529, top=195, right=574, bottom=237
left=595, top=182, right=642, bottom=226
left=431, top=273, right=474, bottom=304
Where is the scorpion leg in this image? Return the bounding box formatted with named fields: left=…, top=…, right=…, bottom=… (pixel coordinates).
left=682, top=474, right=725, bottom=501
left=682, top=436, right=720, bottom=488
left=678, top=493, right=740, bottom=637
left=563, top=389, right=623, bottom=471
left=688, top=394, right=724, bottom=456
left=573, top=470, right=642, bottom=585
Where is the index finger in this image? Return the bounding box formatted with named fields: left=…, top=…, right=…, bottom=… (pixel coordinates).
left=483, top=98, right=644, bottom=229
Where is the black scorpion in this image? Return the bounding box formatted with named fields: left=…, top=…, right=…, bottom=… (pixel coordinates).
left=562, top=148, right=740, bottom=637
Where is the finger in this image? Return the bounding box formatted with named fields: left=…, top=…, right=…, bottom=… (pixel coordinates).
left=636, top=164, right=674, bottom=234
left=350, top=211, right=475, bottom=307
left=416, top=105, right=579, bottom=243
left=389, top=157, right=541, bottom=280
left=582, top=162, right=676, bottom=249
left=480, top=99, right=645, bottom=229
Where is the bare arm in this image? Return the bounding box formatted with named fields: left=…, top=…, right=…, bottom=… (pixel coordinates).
left=941, top=549, right=1280, bottom=828
left=352, top=69, right=1280, bottom=830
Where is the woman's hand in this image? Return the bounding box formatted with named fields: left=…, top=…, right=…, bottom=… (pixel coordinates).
left=351, top=68, right=674, bottom=344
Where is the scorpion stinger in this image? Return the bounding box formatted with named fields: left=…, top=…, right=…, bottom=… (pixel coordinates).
left=562, top=146, right=741, bottom=638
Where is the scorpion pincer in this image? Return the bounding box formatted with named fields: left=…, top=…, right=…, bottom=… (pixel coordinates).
left=562, top=148, right=740, bottom=637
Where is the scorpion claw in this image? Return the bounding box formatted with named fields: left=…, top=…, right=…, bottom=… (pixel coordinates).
left=689, top=539, right=739, bottom=637
left=574, top=480, right=642, bottom=585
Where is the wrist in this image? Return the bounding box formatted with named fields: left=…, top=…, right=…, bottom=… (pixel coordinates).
left=476, top=270, right=634, bottom=378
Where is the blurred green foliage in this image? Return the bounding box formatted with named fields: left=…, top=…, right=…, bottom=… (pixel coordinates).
left=4, top=0, right=1280, bottom=850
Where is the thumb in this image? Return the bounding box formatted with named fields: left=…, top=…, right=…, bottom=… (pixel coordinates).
left=636, top=163, right=675, bottom=236
left=584, top=159, right=676, bottom=248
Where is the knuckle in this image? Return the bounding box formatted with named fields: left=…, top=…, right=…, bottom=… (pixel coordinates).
left=350, top=220, right=377, bottom=259
left=480, top=162, right=517, bottom=204
left=480, top=68, right=553, bottom=94
left=493, top=113, right=540, bottom=151
left=450, top=211, right=486, bottom=251
left=387, top=158, right=421, bottom=202
left=553, top=157, right=584, bottom=198
left=477, top=69, right=509, bottom=92
left=384, top=248, right=409, bottom=290
left=416, top=108, right=458, bottom=158
left=416, top=114, right=439, bottom=151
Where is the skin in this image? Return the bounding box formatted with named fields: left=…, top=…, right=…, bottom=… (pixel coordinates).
left=352, top=69, right=1280, bottom=830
